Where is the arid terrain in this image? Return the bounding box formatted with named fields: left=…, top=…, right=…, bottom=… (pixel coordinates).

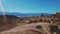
left=0, top=12, right=60, bottom=34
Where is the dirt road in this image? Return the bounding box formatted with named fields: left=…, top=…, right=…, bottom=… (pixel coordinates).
left=0, top=23, right=51, bottom=34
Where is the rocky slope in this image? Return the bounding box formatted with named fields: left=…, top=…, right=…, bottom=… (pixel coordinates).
left=0, top=12, right=60, bottom=34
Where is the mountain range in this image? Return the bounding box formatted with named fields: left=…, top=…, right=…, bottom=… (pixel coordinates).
left=0, top=11, right=52, bottom=17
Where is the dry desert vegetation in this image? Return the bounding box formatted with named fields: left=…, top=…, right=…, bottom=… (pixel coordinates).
left=0, top=12, right=60, bottom=34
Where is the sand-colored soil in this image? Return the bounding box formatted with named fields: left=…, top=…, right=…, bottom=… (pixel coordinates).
left=0, top=23, right=51, bottom=34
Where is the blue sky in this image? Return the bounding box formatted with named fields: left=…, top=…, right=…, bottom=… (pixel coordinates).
left=0, top=0, right=60, bottom=14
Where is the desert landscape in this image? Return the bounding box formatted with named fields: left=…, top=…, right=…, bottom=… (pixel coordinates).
left=0, top=12, right=60, bottom=34
left=0, top=0, right=60, bottom=34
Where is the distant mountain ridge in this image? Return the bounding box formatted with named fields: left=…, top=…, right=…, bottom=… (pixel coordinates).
left=0, top=12, right=52, bottom=17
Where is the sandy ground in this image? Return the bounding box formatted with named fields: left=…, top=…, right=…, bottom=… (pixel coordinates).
left=0, top=23, right=51, bottom=34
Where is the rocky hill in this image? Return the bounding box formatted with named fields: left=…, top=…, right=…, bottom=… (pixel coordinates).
left=0, top=15, right=19, bottom=32
left=0, top=12, right=60, bottom=34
